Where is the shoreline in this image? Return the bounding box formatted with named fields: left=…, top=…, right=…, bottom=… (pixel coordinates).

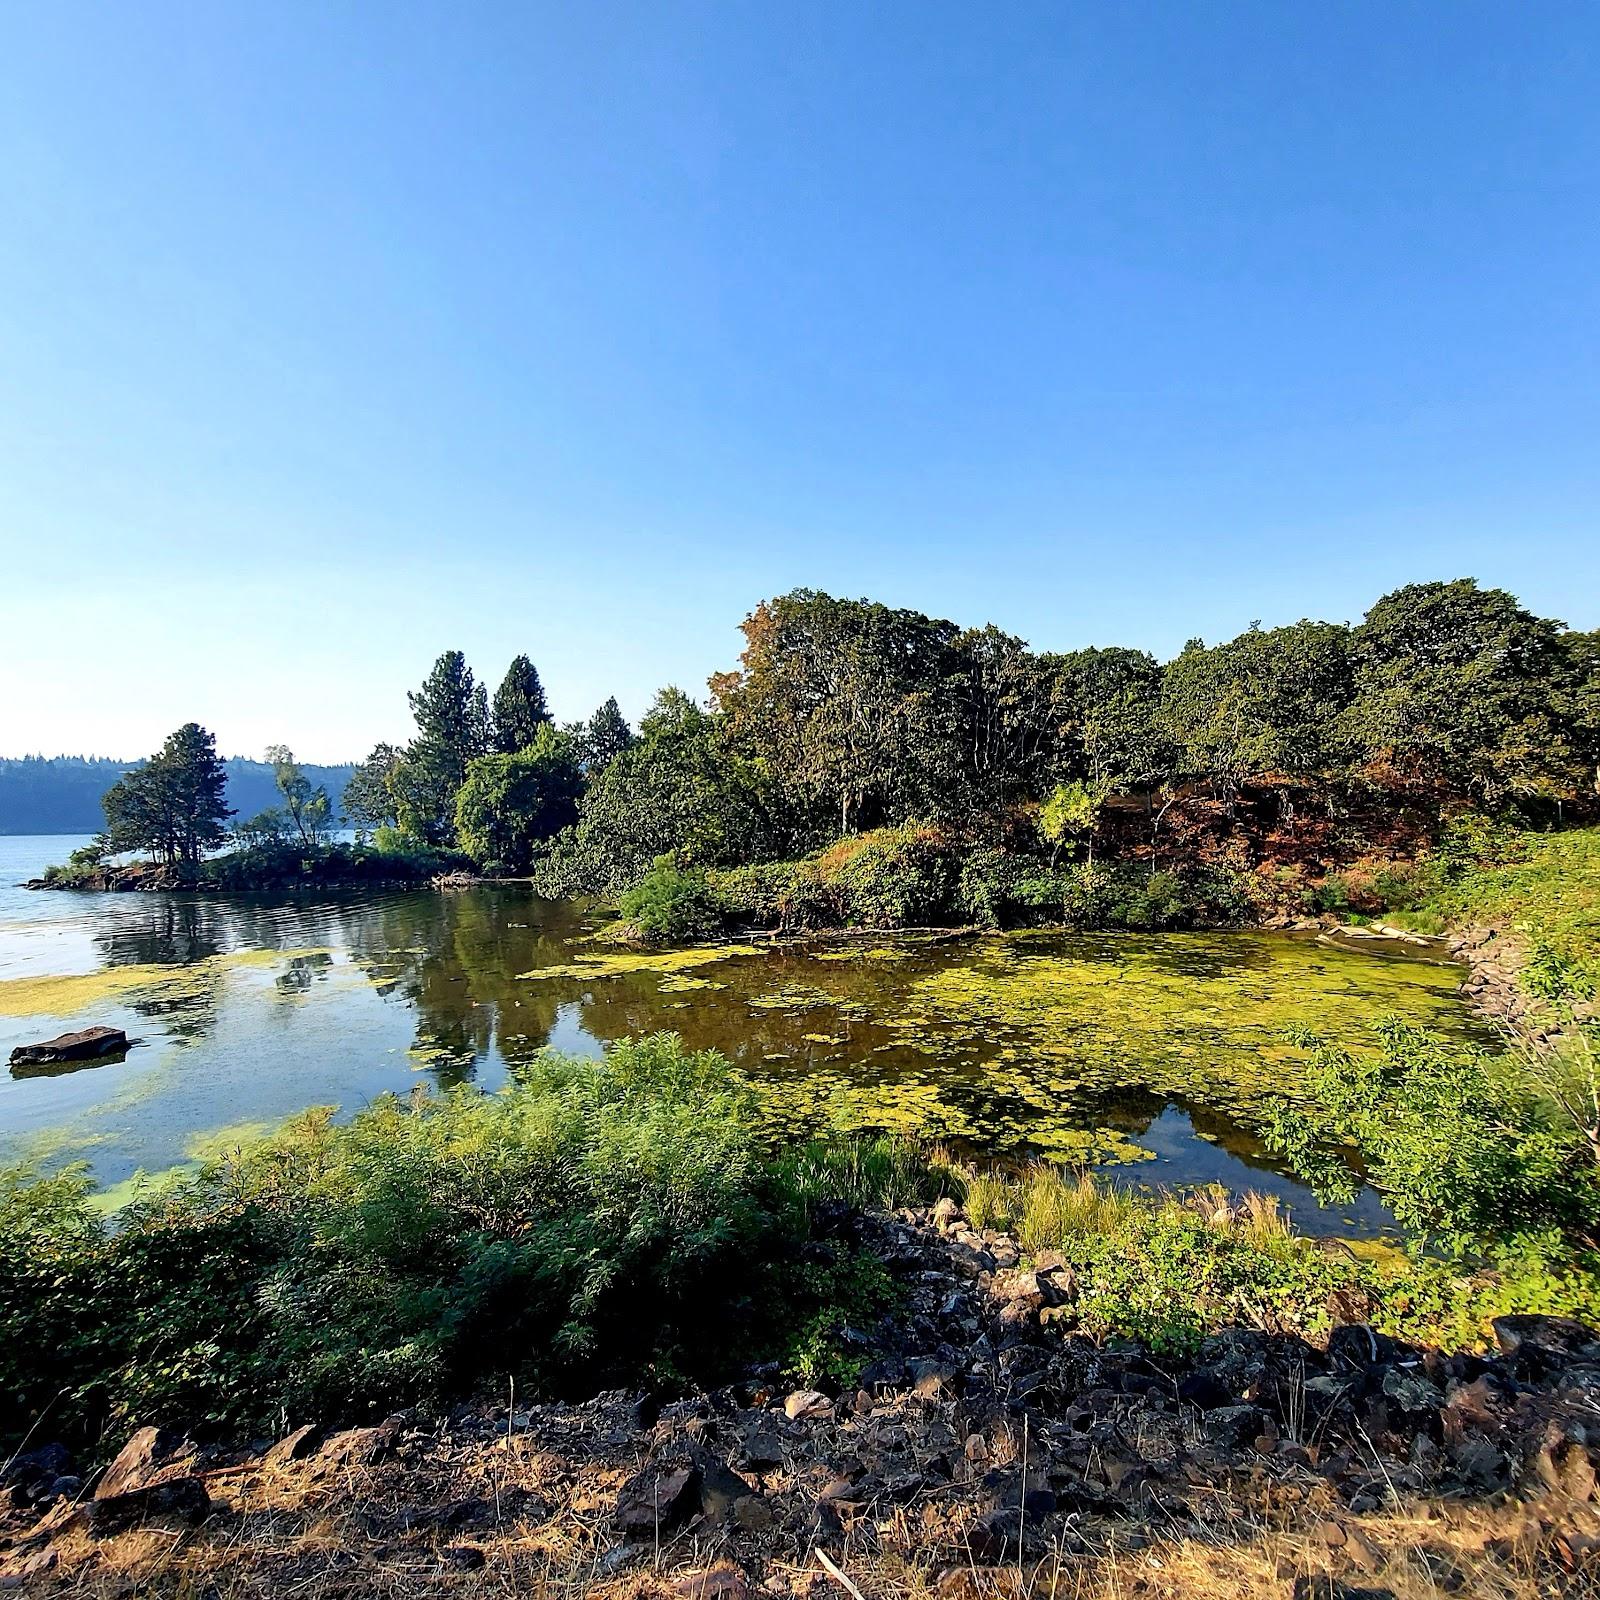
left=6, top=1197, right=1595, bottom=1595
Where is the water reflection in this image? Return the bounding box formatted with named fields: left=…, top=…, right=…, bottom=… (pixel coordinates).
left=0, top=865, right=1481, bottom=1236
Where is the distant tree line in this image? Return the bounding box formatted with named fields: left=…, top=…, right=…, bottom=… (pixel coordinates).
left=0, top=753, right=356, bottom=837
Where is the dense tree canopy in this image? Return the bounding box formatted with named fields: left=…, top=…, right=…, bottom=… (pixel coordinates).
left=543, top=689, right=779, bottom=892
left=1347, top=580, right=1590, bottom=804
left=712, top=592, right=961, bottom=838
left=1162, top=622, right=1356, bottom=805
left=454, top=725, right=584, bottom=871
left=1048, top=647, right=1170, bottom=794
left=124, top=580, right=1591, bottom=895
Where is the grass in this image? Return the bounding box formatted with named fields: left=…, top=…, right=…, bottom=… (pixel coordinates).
left=954, top=1159, right=1600, bottom=1357
left=1384, top=823, right=1600, bottom=985
left=9, top=1388, right=1578, bottom=1600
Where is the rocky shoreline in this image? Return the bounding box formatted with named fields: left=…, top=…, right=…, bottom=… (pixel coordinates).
left=6, top=1202, right=1598, bottom=1596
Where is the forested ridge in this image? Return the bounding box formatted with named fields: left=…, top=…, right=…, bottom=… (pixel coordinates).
left=0, top=755, right=355, bottom=837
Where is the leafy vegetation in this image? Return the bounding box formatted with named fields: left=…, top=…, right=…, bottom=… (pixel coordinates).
left=962, top=1156, right=1600, bottom=1358
left=617, top=856, right=723, bottom=943
left=453, top=726, right=584, bottom=872
left=98, top=723, right=232, bottom=868
left=38, top=578, right=1600, bottom=928
left=1381, top=822, right=1600, bottom=988
left=0, top=1036, right=949, bottom=1455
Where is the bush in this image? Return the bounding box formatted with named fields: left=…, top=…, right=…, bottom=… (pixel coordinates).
left=820, top=824, right=957, bottom=927
left=0, top=1037, right=911, bottom=1455
left=453, top=729, right=584, bottom=873
left=1264, top=1016, right=1600, bottom=1261
left=618, top=857, right=724, bottom=943
left=951, top=1163, right=1600, bottom=1356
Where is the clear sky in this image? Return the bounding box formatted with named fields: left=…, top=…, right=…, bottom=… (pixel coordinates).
left=2, top=3, right=1596, bottom=763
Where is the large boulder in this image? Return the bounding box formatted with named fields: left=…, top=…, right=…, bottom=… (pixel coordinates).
left=10, top=1026, right=128, bottom=1068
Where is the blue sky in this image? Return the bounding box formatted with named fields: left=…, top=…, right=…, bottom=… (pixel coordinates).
left=2, top=2, right=1596, bottom=762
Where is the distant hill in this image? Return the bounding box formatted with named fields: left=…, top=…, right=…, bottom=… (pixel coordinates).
left=0, top=755, right=358, bottom=836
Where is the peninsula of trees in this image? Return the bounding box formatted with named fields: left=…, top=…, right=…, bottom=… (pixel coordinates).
left=39, top=578, right=1600, bottom=927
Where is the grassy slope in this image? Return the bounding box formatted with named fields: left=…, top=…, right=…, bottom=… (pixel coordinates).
left=1401, top=825, right=1600, bottom=981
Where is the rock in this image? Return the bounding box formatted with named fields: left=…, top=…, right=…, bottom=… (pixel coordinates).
left=595, top=1544, right=643, bottom=1577
left=1201, top=1404, right=1269, bottom=1452
left=86, top=1476, right=211, bottom=1536
left=264, top=1423, right=323, bottom=1466
left=734, top=1495, right=775, bottom=1532
left=312, top=1422, right=398, bottom=1471
left=910, top=1361, right=961, bottom=1401
left=1536, top=1438, right=1599, bottom=1503
left=1442, top=1373, right=1518, bottom=1445
left=9, top=1026, right=127, bottom=1067
left=444, top=1544, right=486, bottom=1570
left=695, top=1457, right=758, bottom=1524
left=784, top=1389, right=833, bottom=1422
left=1449, top=1435, right=1509, bottom=1490
left=1326, top=1324, right=1399, bottom=1371
left=1178, top=1366, right=1235, bottom=1410
left=933, top=1197, right=962, bottom=1233
left=4, top=1444, right=75, bottom=1511
left=95, top=1425, right=186, bottom=1500
left=614, top=1465, right=700, bottom=1534
left=1380, top=1365, right=1443, bottom=1415
left=780, top=1388, right=832, bottom=1427
left=736, top=1418, right=786, bottom=1469
left=1493, top=1314, right=1599, bottom=1369
left=966, top=1509, right=1032, bottom=1563
left=2, top=1443, right=72, bottom=1486
left=674, top=1563, right=751, bottom=1600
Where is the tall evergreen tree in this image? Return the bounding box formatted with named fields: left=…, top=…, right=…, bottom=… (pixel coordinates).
left=342, top=742, right=402, bottom=839
left=581, top=696, right=634, bottom=773
left=101, top=723, right=232, bottom=867
left=491, top=655, right=552, bottom=753
left=393, top=651, right=488, bottom=844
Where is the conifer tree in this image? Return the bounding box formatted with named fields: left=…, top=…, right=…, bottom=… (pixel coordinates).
left=101, top=722, right=232, bottom=867
left=491, top=655, right=552, bottom=753
left=581, top=696, right=634, bottom=773
left=393, top=651, right=488, bottom=844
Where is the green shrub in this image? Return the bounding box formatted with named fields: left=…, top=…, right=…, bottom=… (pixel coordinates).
left=0, top=1036, right=910, bottom=1456
left=618, top=857, right=724, bottom=943
left=1264, top=1017, right=1600, bottom=1261
left=821, top=824, right=956, bottom=927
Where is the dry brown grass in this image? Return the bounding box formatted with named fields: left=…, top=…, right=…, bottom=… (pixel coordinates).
left=12, top=1427, right=1597, bottom=1600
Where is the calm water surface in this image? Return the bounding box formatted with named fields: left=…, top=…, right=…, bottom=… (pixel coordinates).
left=0, top=835, right=1484, bottom=1234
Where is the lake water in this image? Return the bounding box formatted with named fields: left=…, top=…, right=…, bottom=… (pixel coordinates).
left=0, top=834, right=1485, bottom=1233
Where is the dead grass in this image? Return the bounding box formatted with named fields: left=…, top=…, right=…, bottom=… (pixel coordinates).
left=13, top=1423, right=1596, bottom=1600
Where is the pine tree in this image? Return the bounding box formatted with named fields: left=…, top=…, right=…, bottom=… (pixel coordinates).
left=491, top=655, right=552, bottom=753
left=581, top=696, right=634, bottom=773
left=343, top=743, right=402, bottom=838
left=394, top=651, right=488, bottom=844
left=101, top=723, right=231, bottom=867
